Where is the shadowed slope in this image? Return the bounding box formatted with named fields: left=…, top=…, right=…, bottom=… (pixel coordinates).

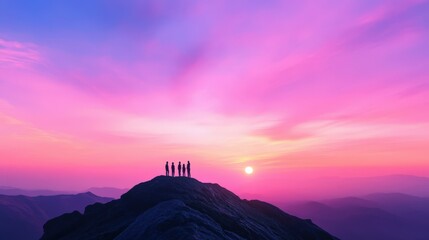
left=41, top=176, right=338, bottom=240
left=284, top=193, right=429, bottom=240
left=0, top=192, right=111, bottom=240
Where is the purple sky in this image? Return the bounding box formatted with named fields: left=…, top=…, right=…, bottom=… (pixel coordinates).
left=1, top=0, right=429, bottom=200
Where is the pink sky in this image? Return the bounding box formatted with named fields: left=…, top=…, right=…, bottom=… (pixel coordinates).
left=1, top=0, right=429, bottom=201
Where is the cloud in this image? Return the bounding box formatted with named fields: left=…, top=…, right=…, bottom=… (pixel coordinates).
left=0, top=38, right=40, bottom=67
left=1, top=0, right=429, bottom=191
left=340, top=1, right=427, bottom=49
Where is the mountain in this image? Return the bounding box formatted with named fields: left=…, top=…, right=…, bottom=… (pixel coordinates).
left=283, top=193, right=429, bottom=240
left=41, top=176, right=338, bottom=240
left=0, top=192, right=112, bottom=240
left=308, top=174, right=429, bottom=199
left=0, top=186, right=128, bottom=199
left=87, top=187, right=128, bottom=199
left=0, top=186, right=71, bottom=196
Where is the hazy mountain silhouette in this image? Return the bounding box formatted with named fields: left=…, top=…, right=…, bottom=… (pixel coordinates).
left=0, top=186, right=128, bottom=199
left=284, top=193, right=429, bottom=240
left=0, top=186, right=72, bottom=196
left=306, top=174, right=429, bottom=199
left=0, top=193, right=112, bottom=240
left=86, top=187, right=128, bottom=199
left=41, top=176, right=338, bottom=240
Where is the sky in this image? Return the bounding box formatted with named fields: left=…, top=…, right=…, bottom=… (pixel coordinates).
left=1, top=0, right=429, bottom=201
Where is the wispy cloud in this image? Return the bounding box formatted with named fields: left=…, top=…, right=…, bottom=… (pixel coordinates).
left=0, top=38, right=40, bottom=67
left=1, top=0, right=429, bottom=192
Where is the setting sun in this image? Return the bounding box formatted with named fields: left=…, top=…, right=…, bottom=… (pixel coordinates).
left=245, top=166, right=254, bottom=175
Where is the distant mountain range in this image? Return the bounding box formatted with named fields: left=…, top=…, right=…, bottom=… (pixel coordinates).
left=86, top=187, right=128, bottom=199
left=0, top=192, right=112, bottom=240
left=41, top=176, right=338, bottom=240
left=306, top=174, right=429, bottom=199
left=283, top=192, right=429, bottom=240
left=0, top=186, right=128, bottom=199
left=3, top=174, right=429, bottom=239
left=3, top=174, right=428, bottom=199
left=0, top=186, right=72, bottom=197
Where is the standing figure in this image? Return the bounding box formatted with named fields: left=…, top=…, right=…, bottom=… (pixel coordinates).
left=171, top=162, right=175, bottom=177
left=165, top=161, right=169, bottom=176
left=182, top=163, right=186, bottom=177
left=178, top=161, right=182, bottom=177
left=187, top=161, right=191, bottom=178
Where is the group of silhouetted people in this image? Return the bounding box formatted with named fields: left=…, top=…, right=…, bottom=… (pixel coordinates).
left=165, top=161, right=191, bottom=178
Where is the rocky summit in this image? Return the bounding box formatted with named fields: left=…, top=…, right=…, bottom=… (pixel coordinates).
left=41, top=176, right=338, bottom=240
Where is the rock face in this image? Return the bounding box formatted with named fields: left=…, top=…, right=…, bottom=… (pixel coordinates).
left=0, top=192, right=111, bottom=240
left=41, top=176, right=338, bottom=240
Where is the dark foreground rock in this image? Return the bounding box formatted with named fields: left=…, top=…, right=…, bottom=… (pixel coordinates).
left=41, top=176, right=338, bottom=240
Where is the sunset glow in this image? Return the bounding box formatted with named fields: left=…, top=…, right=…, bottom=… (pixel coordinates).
left=1, top=0, right=429, bottom=202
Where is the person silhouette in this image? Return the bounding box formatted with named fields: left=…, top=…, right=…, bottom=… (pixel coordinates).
left=165, top=161, right=169, bottom=176
left=182, top=163, right=186, bottom=177
left=171, top=162, right=175, bottom=177
left=178, top=161, right=182, bottom=177
left=187, top=161, right=191, bottom=178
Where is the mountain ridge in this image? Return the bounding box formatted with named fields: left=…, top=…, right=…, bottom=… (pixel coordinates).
left=0, top=192, right=112, bottom=240
left=283, top=192, right=429, bottom=240
left=41, top=176, right=338, bottom=240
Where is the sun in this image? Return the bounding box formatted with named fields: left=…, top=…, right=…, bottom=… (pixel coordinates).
left=244, top=166, right=254, bottom=175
